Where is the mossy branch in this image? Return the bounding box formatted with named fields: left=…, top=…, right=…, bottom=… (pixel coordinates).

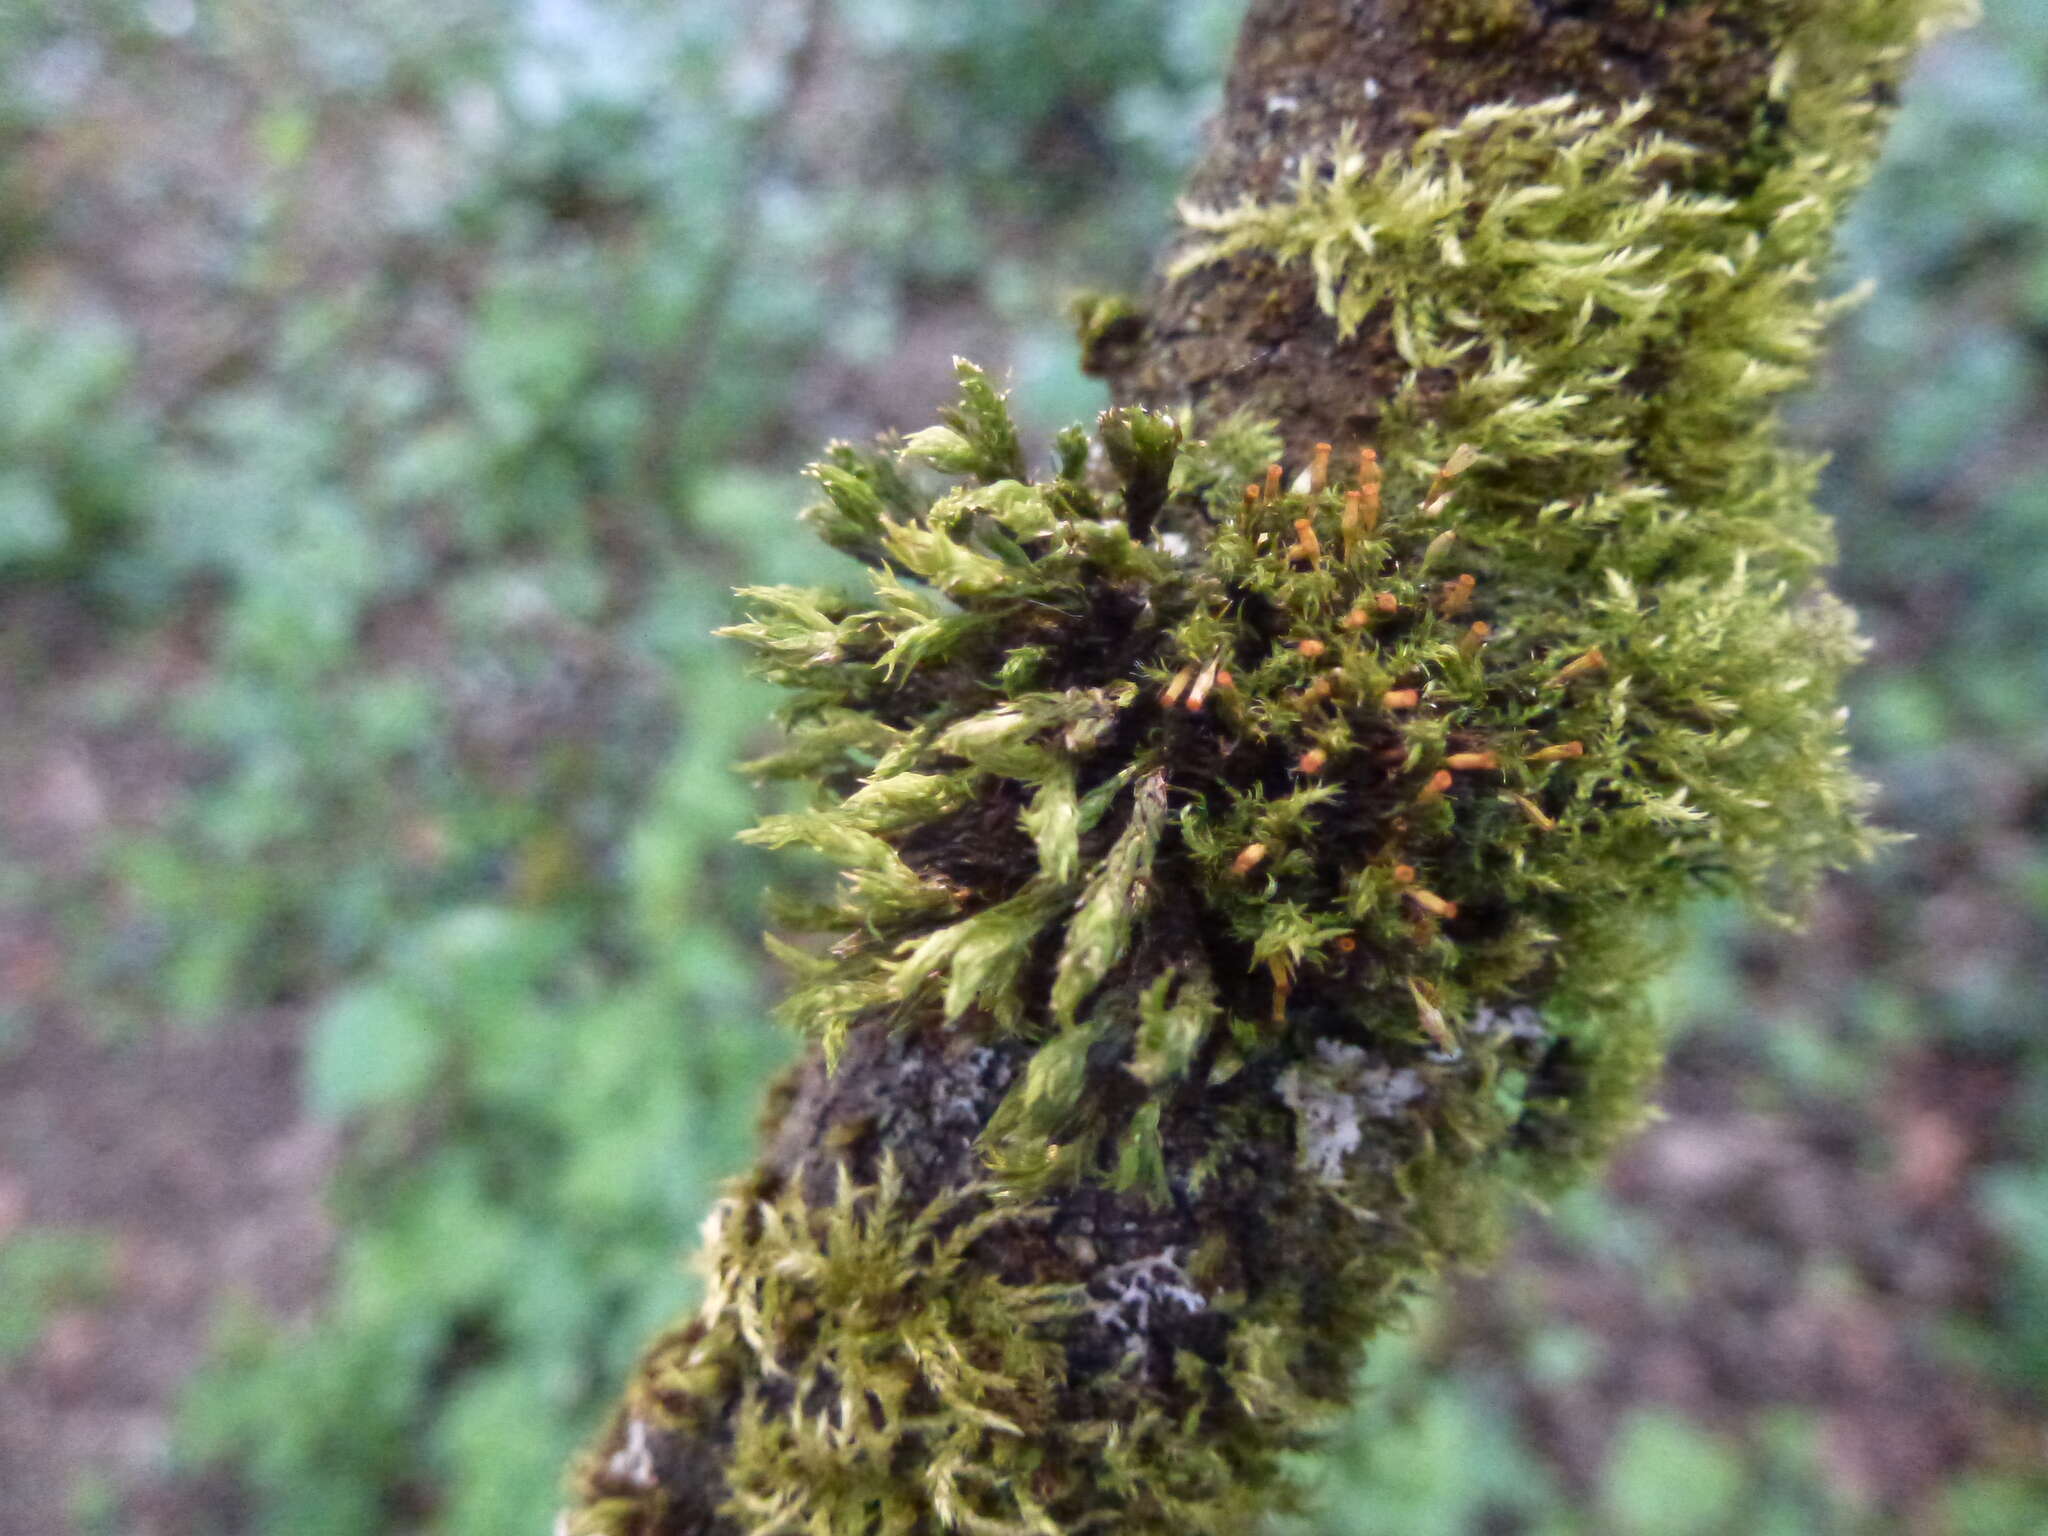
left=562, top=3, right=1972, bottom=1533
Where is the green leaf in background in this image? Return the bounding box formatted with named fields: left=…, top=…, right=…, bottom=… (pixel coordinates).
left=306, top=984, right=445, bottom=1118
left=0, top=466, right=63, bottom=560
left=1276, top=1320, right=1567, bottom=1536
left=1602, top=1412, right=1745, bottom=1536
left=0, top=1229, right=119, bottom=1364
left=1943, top=1473, right=2048, bottom=1536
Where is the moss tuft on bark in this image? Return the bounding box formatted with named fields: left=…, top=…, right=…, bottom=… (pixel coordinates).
left=562, top=1, right=1974, bottom=1531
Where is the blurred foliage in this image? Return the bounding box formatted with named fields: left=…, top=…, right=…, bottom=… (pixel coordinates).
left=1828, top=0, right=2048, bottom=1412
left=0, top=1227, right=120, bottom=1365
left=0, top=0, right=2044, bottom=1532
left=0, top=305, right=147, bottom=580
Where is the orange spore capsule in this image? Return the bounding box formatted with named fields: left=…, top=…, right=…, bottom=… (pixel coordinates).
left=1342, top=607, right=1370, bottom=630
left=1270, top=959, right=1292, bottom=1022
left=1444, top=751, right=1498, bottom=771
left=1310, top=441, right=1333, bottom=492
left=1357, top=446, right=1381, bottom=492
left=1527, top=739, right=1586, bottom=762
left=1375, top=591, right=1400, bottom=614
left=1238, top=482, right=1263, bottom=537
left=1297, top=748, right=1328, bottom=774
left=1340, top=490, right=1367, bottom=561
left=1392, top=863, right=1417, bottom=884
left=1421, top=443, right=1479, bottom=518
left=1416, top=768, right=1454, bottom=805
left=1264, top=463, right=1284, bottom=502
left=1381, top=688, right=1420, bottom=710
left=1409, top=981, right=1458, bottom=1052
left=1547, top=647, right=1607, bottom=687
left=1231, top=842, right=1268, bottom=877
left=1406, top=887, right=1459, bottom=920
left=1296, top=638, right=1326, bottom=659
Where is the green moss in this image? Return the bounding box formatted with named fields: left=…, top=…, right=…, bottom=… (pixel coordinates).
left=1070, top=291, right=1147, bottom=378
left=568, top=1160, right=1323, bottom=1535
left=714, top=303, right=1868, bottom=1202
left=568, top=0, right=1973, bottom=1527
left=1416, top=0, right=1538, bottom=49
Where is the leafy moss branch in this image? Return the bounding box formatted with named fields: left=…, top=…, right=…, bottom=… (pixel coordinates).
left=562, top=2, right=1972, bottom=1532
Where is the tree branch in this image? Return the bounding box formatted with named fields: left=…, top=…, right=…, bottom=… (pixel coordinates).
left=562, top=3, right=1971, bottom=1533
left=1100, top=0, right=1934, bottom=456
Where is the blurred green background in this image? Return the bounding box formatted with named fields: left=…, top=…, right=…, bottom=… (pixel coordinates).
left=0, top=2, right=2043, bottom=1533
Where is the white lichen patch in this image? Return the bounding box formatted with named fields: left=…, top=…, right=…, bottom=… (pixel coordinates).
left=1089, top=1249, right=1207, bottom=1342
left=1277, top=1041, right=1425, bottom=1185
left=1469, top=1004, right=1547, bottom=1043
left=927, top=1043, right=1002, bottom=1128
left=605, top=1417, right=658, bottom=1490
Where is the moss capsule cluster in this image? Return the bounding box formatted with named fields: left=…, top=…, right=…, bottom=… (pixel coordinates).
left=718, top=335, right=1863, bottom=1202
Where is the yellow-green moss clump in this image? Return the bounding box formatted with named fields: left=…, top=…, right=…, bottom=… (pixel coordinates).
left=571, top=1154, right=1359, bottom=1536
left=579, top=1162, right=1080, bottom=1536
left=564, top=2, right=1970, bottom=1530
left=725, top=365, right=1726, bottom=1199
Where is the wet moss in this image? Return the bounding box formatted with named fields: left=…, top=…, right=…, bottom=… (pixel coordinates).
left=564, top=1, right=1972, bottom=1529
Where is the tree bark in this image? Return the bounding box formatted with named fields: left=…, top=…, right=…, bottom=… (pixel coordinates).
left=1097, top=0, right=1874, bottom=458
left=563, top=3, right=1959, bottom=1533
